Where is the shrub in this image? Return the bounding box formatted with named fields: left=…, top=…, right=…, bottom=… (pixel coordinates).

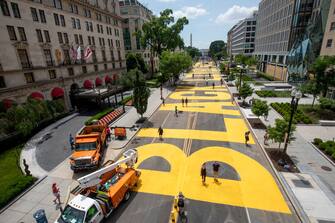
left=319, top=141, right=335, bottom=155
left=319, top=97, right=335, bottom=112
left=332, top=152, right=335, bottom=160
left=85, top=107, right=114, bottom=125
left=256, top=90, right=292, bottom=98
left=270, top=102, right=312, bottom=124
left=313, top=138, right=323, bottom=146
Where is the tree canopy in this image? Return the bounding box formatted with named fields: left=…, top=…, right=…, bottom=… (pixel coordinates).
left=185, top=46, right=201, bottom=59
left=126, top=53, right=148, bottom=74
left=311, top=56, right=335, bottom=96
left=137, top=9, right=189, bottom=56
left=268, top=119, right=296, bottom=149
left=252, top=99, right=270, bottom=119
left=160, top=51, right=192, bottom=83
left=239, top=82, right=253, bottom=104
left=131, top=69, right=150, bottom=118
left=235, top=54, right=257, bottom=66
left=209, top=40, right=227, bottom=60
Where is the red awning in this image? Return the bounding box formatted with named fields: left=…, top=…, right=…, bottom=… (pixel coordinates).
left=29, top=92, right=44, bottom=100
left=95, top=77, right=102, bottom=87
left=2, top=99, right=16, bottom=110
left=51, top=87, right=64, bottom=99
left=105, top=75, right=111, bottom=84
left=83, top=80, right=93, bottom=89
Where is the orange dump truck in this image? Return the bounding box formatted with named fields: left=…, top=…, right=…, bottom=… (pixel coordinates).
left=70, top=125, right=107, bottom=171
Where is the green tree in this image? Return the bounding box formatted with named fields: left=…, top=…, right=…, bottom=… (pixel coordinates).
left=252, top=99, right=270, bottom=120
left=160, top=51, right=192, bottom=84
left=209, top=40, right=227, bottom=61
left=185, top=46, right=201, bottom=59
left=311, top=56, right=335, bottom=96
left=136, top=9, right=188, bottom=75
left=268, top=119, right=296, bottom=149
left=299, top=80, right=319, bottom=107
left=133, top=70, right=150, bottom=118
left=239, top=82, right=253, bottom=104
left=135, top=53, right=148, bottom=74
left=126, top=53, right=139, bottom=71
left=120, top=68, right=146, bottom=89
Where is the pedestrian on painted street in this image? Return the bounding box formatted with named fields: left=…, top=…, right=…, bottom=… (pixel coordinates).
left=182, top=98, right=185, bottom=107
left=185, top=98, right=188, bottom=107
left=201, top=163, right=207, bottom=184
left=106, top=127, right=111, bottom=141
left=212, top=82, right=215, bottom=89
left=162, top=97, right=165, bottom=106
left=192, top=73, right=194, bottom=79
left=212, top=162, right=220, bottom=182
left=158, top=126, right=164, bottom=140
left=69, top=134, right=75, bottom=150
left=231, top=95, right=234, bottom=104
left=175, top=106, right=178, bottom=117
left=52, top=183, right=61, bottom=204
left=245, top=131, right=250, bottom=146
left=220, top=78, right=223, bottom=86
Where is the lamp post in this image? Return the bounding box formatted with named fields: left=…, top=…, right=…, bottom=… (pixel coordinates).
left=283, top=88, right=302, bottom=154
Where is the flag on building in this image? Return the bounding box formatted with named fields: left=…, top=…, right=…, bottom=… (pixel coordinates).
left=76, top=46, right=81, bottom=60
left=83, top=46, right=92, bottom=60
left=70, top=46, right=77, bottom=60
left=55, top=49, right=62, bottom=64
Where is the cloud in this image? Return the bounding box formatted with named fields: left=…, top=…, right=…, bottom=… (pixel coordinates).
left=157, top=0, right=176, bottom=2
left=174, top=5, right=207, bottom=19
left=215, top=5, right=257, bottom=24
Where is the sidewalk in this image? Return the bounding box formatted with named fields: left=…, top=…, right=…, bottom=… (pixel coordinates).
left=230, top=85, right=335, bottom=222
left=0, top=86, right=171, bottom=223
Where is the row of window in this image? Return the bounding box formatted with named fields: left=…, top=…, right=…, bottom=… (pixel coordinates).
left=0, top=1, right=20, bottom=18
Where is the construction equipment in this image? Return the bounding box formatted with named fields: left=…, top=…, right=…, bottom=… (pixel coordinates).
left=70, top=124, right=107, bottom=171
left=56, top=149, right=140, bottom=223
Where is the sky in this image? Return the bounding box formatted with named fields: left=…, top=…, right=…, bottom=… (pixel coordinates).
left=141, top=0, right=260, bottom=49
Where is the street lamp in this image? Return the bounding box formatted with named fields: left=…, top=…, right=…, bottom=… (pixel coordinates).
left=283, top=88, right=302, bottom=153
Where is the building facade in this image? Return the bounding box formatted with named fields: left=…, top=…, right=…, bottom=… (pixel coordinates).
left=320, top=0, right=335, bottom=56
left=228, top=13, right=257, bottom=58
left=0, top=0, right=126, bottom=109
left=119, top=0, right=159, bottom=73
left=226, top=26, right=235, bottom=60
left=254, top=0, right=295, bottom=81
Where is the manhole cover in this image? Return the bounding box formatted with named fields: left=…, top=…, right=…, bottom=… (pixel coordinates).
left=292, top=179, right=313, bottom=188
left=321, top=166, right=332, bottom=171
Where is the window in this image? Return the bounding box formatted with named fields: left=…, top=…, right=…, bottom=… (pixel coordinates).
left=63, top=50, right=71, bottom=64
left=74, top=5, right=78, bottom=14
left=7, top=26, right=17, bottom=40
left=94, top=64, right=98, bottom=71
left=39, top=10, right=46, bottom=23
left=44, top=30, right=50, bottom=42
left=76, top=19, right=81, bottom=29
left=82, top=66, right=87, bottom=73
left=53, top=0, right=62, bottom=9
left=112, top=63, right=115, bottom=69
left=54, top=13, right=60, bottom=25
left=36, top=29, right=43, bottom=42
left=18, top=49, right=31, bottom=68
left=60, top=15, right=65, bottom=26
left=97, top=24, right=100, bottom=33
left=79, top=34, right=83, bottom=45
left=71, top=18, right=76, bottom=28
left=31, top=7, right=38, bottom=21
left=49, top=70, right=56, bottom=79
left=326, top=39, right=333, bottom=48
left=0, top=1, right=10, bottom=16
left=102, top=50, right=106, bottom=61
left=85, top=21, right=89, bottom=31
left=110, top=50, right=114, bottom=61
left=24, top=72, right=35, bottom=83
left=0, top=76, right=6, bottom=88
left=88, top=36, right=91, bottom=45
left=68, top=67, right=74, bottom=76
left=11, top=2, right=20, bottom=18
left=85, top=205, right=98, bottom=223
left=74, top=34, right=79, bottom=44
left=92, top=37, right=95, bottom=45
left=104, top=63, right=107, bottom=70
left=57, top=32, right=63, bottom=44
left=330, top=22, right=335, bottom=31
left=18, top=27, right=27, bottom=41
left=63, top=33, right=69, bottom=44
left=92, top=50, right=97, bottom=62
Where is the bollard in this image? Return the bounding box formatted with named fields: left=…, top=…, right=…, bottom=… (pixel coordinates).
left=33, top=209, right=48, bottom=223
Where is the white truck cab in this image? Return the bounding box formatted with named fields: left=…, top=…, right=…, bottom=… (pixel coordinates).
left=55, top=194, right=104, bottom=223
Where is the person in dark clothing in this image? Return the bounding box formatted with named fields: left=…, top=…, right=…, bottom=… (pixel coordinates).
left=162, top=97, right=165, bottom=106
left=185, top=98, right=188, bottom=107
left=245, top=131, right=250, bottom=146
left=220, top=78, right=223, bottom=86
left=212, top=161, right=220, bottom=182
left=177, top=192, right=185, bottom=214
left=201, top=163, right=207, bottom=184
left=175, top=106, right=178, bottom=117
left=158, top=126, right=163, bottom=140
left=212, top=82, right=215, bottom=89
left=182, top=98, right=184, bottom=107
left=69, top=134, right=75, bottom=150
left=106, top=127, right=111, bottom=141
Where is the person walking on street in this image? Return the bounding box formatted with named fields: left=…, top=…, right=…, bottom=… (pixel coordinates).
left=106, top=127, right=111, bottom=141
left=162, top=97, right=165, bottom=106
left=175, top=106, right=178, bottom=117
left=212, top=82, right=215, bottom=89
left=220, top=78, right=223, bottom=86
left=245, top=131, right=250, bottom=146
left=212, top=162, right=220, bottom=182
left=185, top=98, right=188, bottom=107
left=201, top=163, right=207, bottom=184
left=158, top=126, right=163, bottom=140
left=52, top=183, right=61, bottom=204
left=69, top=134, right=75, bottom=150
left=182, top=98, right=184, bottom=107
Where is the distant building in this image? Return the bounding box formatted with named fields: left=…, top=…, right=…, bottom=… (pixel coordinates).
left=0, top=0, right=126, bottom=109
left=227, top=26, right=235, bottom=60
left=119, top=0, right=159, bottom=73
left=320, top=0, right=335, bottom=56
left=227, top=12, right=257, bottom=58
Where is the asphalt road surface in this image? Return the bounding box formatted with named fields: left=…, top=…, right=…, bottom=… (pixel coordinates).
left=105, top=62, right=300, bottom=223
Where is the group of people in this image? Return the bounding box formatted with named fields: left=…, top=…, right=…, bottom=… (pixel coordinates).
left=181, top=98, right=189, bottom=107
left=200, top=161, right=221, bottom=184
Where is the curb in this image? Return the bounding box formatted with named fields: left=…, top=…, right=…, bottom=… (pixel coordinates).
left=226, top=84, right=309, bottom=223
left=309, top=142, right=335, bottom=167
left=0, top=175, right=47, bottom=215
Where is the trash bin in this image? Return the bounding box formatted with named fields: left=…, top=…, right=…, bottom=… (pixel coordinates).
left=33, top=209, right=48, bottom=223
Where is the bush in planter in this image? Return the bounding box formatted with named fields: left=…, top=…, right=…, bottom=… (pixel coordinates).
left=313, top=138, right=323, bottom=146
left=332, top=152, right=335, bottom=160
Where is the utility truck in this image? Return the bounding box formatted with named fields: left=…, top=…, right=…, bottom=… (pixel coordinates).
left=70, top=124, right=107, bottom=171
left=56, top=149, right=140, bottom=223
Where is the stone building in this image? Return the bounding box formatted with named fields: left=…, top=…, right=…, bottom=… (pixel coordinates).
left=0, top=0, right=127, bottom=110
left=320, top=0, right=335, bottom=56
left=119, top=0, right=159, bottom=74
